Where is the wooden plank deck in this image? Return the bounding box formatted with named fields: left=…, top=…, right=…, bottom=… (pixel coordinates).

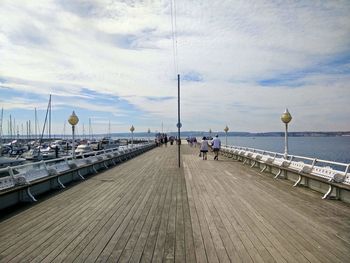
left=0, top=144, right=350, bottom=262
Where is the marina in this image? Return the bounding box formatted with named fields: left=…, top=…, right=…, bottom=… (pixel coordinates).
left=1, top=1, right=350, bottom=262
left=0, top=144, right=349, bottom=262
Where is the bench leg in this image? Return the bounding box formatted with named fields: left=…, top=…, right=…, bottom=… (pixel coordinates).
left=322, top=185, right=333, bottom=199
left=103, top=161, right=108, bottom=169
left=78, top=170, right=85, bottom=180
left=243, top=158, right=247, bottom=165
left=92, top=165, right=98, bottom=174
left=57, top=177, right=66, bottom=189
left=293, top=175, right=302, bottom=187
left=274, top=168, right=282, bottom=179
left=251, top=161, right=256, bottom=168
left=26, top=187, right=37, bottom=202
left=261, top=164, right=267, bottom=173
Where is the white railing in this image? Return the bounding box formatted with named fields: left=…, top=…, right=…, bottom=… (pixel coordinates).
left=221, top=145, right=350, bottom=185
left=0, top=142, right=154, bottom=191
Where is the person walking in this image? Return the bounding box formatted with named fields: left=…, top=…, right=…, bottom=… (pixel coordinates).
left=212, top=134, right=221, bottom=160
left=200, top=136, right=209, bottom=160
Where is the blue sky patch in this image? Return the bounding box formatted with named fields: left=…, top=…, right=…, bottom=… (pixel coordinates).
left=145, top=96, right=175, bottom=102
left=258, top=52, right=350, bottom=88
left=182, top=71, right=203, bottom=82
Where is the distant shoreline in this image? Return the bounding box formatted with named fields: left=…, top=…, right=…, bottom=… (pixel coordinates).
left=109, top=131, right=350, bottom=138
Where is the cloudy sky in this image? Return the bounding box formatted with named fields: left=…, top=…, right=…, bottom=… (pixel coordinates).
left=0, top=0, right=349, bottom=135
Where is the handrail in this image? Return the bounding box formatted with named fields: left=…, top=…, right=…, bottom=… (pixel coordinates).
left=0, top=142, right=152, bottom=175
left=223, top=144, right=349, bottom=172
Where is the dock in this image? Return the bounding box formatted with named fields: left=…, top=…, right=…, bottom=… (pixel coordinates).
left=1, top=144, right=350, bottom=262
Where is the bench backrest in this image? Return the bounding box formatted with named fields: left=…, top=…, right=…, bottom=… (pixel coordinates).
left=0, top=176, right=15, bottom=190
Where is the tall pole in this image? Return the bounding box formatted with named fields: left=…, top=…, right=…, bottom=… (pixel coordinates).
left=68, top=111, right=79, bottom=159
left=284, top=123, right=288, bottom=159
left=72, top=125, right=76, bottom=159
left=281, top=108, right=292, bottom=159
left=224, top=125, right=229, bottom=146
left=177, top=74, right=181, bottom=168
left=132, top=131, right=134, bottom=148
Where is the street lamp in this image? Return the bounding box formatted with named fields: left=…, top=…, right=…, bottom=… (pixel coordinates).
left=130, top=125, right=135, bottom=148
left=147, top=128, right=150, bottom=142
left=224, top=125, right=229, bottom=146
left=68, top=111, right=79, bottom=159
left=209, top=129, right=212, bottom=139
left=281, top=109, right=292, bottom=159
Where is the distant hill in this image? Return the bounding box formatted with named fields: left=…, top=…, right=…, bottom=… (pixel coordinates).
left=109, top=131, right=350, bottom=137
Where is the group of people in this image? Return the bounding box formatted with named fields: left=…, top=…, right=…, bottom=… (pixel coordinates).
left=186, top=136, right=197, bottom=146
left=199, top=134, right=221, bottom=160
left=155, top=133, right=176, bottom=147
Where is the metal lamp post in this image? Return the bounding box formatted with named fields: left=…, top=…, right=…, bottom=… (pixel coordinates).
left=281, top=109, right=292, bottom=159
left=224, top=125, right=229, bottom=146
left=147, top=128, right=150, bottom=142
left=68, top=111, right=79, bottom=159
left=130, top=125, right=135, bottom=148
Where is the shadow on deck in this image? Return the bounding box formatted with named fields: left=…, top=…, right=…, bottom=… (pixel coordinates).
left=0, top=144, right=349, bottom=262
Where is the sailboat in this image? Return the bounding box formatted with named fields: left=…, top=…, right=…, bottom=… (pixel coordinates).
left=0, top=108, right=26, bottom=167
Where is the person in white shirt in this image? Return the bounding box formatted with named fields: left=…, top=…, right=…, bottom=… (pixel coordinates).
left=200, top=137, right=209, bottom=160
left=211, top=134, right=221, bottom=160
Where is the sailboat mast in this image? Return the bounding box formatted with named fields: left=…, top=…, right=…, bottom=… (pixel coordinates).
left=0, top=108, right=3, bottom=144
left=49, top=94, right=51, bottom=140
left=9, top=115, right=12, bottom=140
left=39, top=95, right=51, bottom=146
left=35, top=108, right=38, bottom=141
left=29, top=120, right=31, bottom=141
left=89, top=118, right=91, bottom=140
left=63, top=122, right=66, bottom=139
left=13, top=118, right=16, bottom=140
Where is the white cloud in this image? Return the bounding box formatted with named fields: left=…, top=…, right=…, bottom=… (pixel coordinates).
left=0, top=0, right=350, bottom=132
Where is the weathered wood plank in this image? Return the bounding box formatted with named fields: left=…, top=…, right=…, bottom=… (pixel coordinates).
left=0, top=144, right=349, bottom=263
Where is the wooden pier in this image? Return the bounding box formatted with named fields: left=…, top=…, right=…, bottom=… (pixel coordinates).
left=0, top=144, right=350, bottom=262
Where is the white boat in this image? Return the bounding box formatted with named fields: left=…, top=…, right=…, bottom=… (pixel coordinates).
left=100, top=137, right=120, bottom=150
left=22, top=149, right=42, bottom=161
left=75, top=144, right=93, bottom=156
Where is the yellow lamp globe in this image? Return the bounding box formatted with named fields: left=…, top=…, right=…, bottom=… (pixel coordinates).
left=224, top=125, right=229, bottom=133
left=281, top=109, right=292, bottom=124
left=130, top=125, right=135, bottom=132
left=68, top=111, right=79, bottom=126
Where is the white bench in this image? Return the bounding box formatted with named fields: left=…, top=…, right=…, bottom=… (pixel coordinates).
left=0, top=176, right=15, bottom=191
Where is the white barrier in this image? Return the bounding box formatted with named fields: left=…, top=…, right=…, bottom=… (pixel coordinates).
left=221, top=145, right=349, bottom=183
left=0, top=142, right=154, bottom=191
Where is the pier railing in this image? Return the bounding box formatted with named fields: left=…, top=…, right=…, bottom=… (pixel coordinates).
left=0, top=142, right=154, bottom=193
left=220, top=145, right=350, bottom=200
